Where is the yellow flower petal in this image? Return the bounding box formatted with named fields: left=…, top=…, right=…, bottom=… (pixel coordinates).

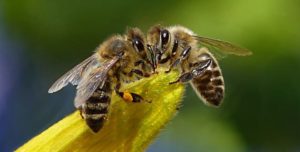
left=17, top=69, right=184, bottom=152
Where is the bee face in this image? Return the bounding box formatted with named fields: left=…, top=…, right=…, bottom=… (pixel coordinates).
left=147, top=25, right=172, bottom=53
left=147, top=25, right=161, bottom=47
left=96, top=33, right=147, bottom=70
left=126, top=28, right=148, bottom=60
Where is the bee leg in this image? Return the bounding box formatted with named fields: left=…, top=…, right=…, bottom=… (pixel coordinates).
left=116, top=91, right=143, bottom=103
left=134, top=60, right=144, bottom=66
left=78, top=107, right=84, bottom=119
left=116, top=90, right=151, bottom=103
left=134, top=60, right=153, bottom=76
left=129, top=69, right=143, bottom=76
left=165, top=46, right=191, bottom=73
left=165, top=58, right=180, bottom=73
left=129, top=69, right=150, bottom=77
left=159, top=54, right=171, bottom=64
left=169, top=72, right=193, bottom=84
left=169, top=59, right=211, bottom=84
left=115, top=83, right=151, bottom=103
left=190, top=59, right=212, bottom=77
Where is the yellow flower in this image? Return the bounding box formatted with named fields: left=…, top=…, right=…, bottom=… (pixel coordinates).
left=17, top=69, right=184, bottom=152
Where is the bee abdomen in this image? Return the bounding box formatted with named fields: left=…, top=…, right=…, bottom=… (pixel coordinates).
left=192, top=68, right=224, bottom=107
left=81, top=81, right=112, bottom=133
left=81, top=94, right=111, bottom=132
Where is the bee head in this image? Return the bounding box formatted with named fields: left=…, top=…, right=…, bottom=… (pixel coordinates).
left=126, top=28, right=146, bottom=56
left=127, top=27, right=155, bottom=71
left=147, top=25, right=171, bottom=54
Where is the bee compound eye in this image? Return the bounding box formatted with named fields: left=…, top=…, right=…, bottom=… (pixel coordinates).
left=160, top=29, right=170, bottom=46
left=133, top=38, right=145, bottom=52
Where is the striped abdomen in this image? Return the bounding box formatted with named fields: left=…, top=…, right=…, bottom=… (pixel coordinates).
left=80, top=81, right=112, bottom=133
left=190, top=53, right=224, bottom=107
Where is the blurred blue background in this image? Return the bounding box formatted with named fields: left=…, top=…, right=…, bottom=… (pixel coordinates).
left=1, top=0, right=300, bottom=151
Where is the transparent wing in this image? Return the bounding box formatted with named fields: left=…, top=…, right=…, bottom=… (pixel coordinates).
left=74, top=57, right=119, bottom=108
left=48, top=54, right=98, bottom=93
left=195, top=36, right=252, bottom=56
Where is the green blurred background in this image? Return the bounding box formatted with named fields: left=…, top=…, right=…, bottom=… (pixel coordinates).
left=1, top=0, right=300, bottom=151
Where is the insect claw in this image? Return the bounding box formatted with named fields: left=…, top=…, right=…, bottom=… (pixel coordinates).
left=165, top=69, right=171, bottom=73
left=169, top=79, right=180, bottom=85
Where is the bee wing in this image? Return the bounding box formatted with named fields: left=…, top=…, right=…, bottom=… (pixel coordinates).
left=74, top=57, right=119, bottom=108
left=48, top=54, right=99, bottom=93
left=195, top=36, right=252, bottom=56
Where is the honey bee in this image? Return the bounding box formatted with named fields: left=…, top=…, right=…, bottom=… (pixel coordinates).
left=48, top=28, right=153, bottom=132
left=147, top=25, right=252, bottom=107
